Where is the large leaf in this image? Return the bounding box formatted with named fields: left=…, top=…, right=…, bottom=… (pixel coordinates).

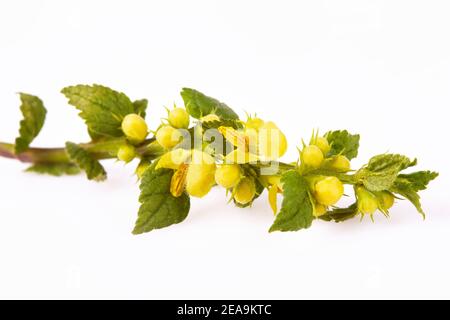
left=180, top=88, right=240, bottom=120
left=269, top=170, right=314, bottom=232
left=132, top=163, right=190, bottom=234
left=15, top=93, right=47, bottom=153
left=61, top=84, right=143, bottom=139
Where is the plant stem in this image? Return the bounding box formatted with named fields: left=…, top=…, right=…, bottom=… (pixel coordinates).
left=0, top=138, right=161, bottom=164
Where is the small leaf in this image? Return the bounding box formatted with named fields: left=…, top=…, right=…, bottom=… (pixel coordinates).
left=180, top=88, right=240, bottom=120
left=325, top=130, right=360, bottom=160
left=133, top=162, right=190, bottom=234
left=269, top=170, right=314, bottom=232
left=201, top=119, right=243, bottom=130
left=356, top=154, right=415, bottom=192
left=15, top=93, right=47, bottom=154
left=397, top=171, right=439, bottom=192
left=390, top=171, right=438, bottom=219
left=61, top=84, right=136, bottom=139
left=390, top=182, right=426, bottom=219
left=65, top=142, right=107, bottom=181
left=26, top=163, right=81, bottom=176
left=133, top=99, right=148, bottom=119
left=366, top=154, right=415, bottom=172
left=318, top=203, right=359, bottom=222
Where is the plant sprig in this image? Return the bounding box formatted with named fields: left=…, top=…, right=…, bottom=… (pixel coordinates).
left=0, top=84, right=438, bottom=234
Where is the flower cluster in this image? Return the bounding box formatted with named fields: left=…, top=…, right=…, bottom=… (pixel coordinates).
left=0, top=85, right=438, bottom=234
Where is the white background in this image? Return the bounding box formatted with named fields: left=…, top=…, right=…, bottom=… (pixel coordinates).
left=0, top=0, right=449, bottom=299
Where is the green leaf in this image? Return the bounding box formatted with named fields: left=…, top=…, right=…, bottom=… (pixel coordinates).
left=61, top=84, right=141, bottom=139
left=325, top=130, right=360, bottom=160
left=26, top=163, right=81, bottom=176
left=65, top=142, right=107, bottom=181
left=390, top=171, right=438, bottom=219
left=15, top=93, right=47, bottom=154
left=390, top=182, right=425, bottom=219
left=366, top=154, right=416, bottom=172
left=356, top=154, right=415, bottom=192
left=269, top=170, right=314, bottom=232
left=133, top=162, right=190, bottom=234
left=318, top=203, right=359, bottom=222
left=397, top=171, right=439, bottom=192
left=201, top=119, right=243, bottom=130
left=133, top=99, right=148, bottom=119
left=180, top=88, right=240, bottom=120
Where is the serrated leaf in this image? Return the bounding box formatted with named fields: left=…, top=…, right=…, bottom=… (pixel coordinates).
left=61, top=84, right=141, bottom=139
left=65, top=142, right=107, bottom=181
left=356, top=154, right=415, bottom=192
left=133, top=163, right=190, bottom=234
left=366, top=154, right=415, bottom=172
left=133, top=99, right=148, bottom=119
left=390, top=171, right=438, bottom=219
left=181, top=88, right=240, bottom=120
left=15, top=93, right=47, bottom=154
left=201, top=119, right=243, bottom=130
left=26, top=163, right=81, bottom=176
left=325, top=130, right=360, bottom=160
left=269, top=170, right=314, bottom=232
left=397, top=171, right=439, bottom=192
left=390, top=182, right=426, bottom=219
left=318, top=203, right=359, bottom=222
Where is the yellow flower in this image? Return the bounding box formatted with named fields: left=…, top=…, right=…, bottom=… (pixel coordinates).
left=219, top=119, right=287, bottom=164
left=261, top=175, right=283, bottom=214
left=157, top=149, right=216, bottom=198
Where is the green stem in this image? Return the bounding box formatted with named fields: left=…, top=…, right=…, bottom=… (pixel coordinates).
left=0, top=138, right=161, bottom=164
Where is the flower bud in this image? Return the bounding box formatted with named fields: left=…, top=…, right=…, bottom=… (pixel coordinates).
left=168, top=107, right=190, bottom=129
left=356, top=186, right=378, bottom=215
left=215, top=164, right=241, bottom=189
left=301, top=145, right=324, bottom=169
left=233, top=177, right=256, bottom=205
left=314, top=176, right=344, bottom=206
left=245, top=117, right=265, bottom=130
left=312, top=136, right=330, bottom=155
left=117, top=144, right=136, bottom=163
left=121, top=114, right=148, bottom=144
left=325, top=155, right=351, bottom=172
left=156, top=125, right=182, bottom=149
left=377, top=191, right=395, bottom=212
